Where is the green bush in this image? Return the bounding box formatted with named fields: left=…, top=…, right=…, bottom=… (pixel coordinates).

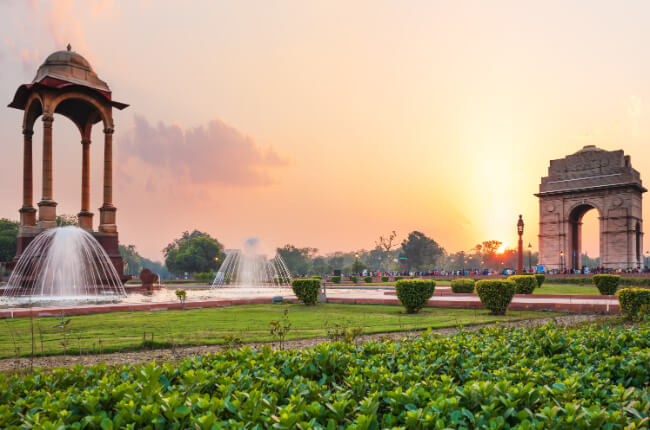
left=395, top=279, right=436, bottom=313
left=617, top=288, right=650, bottom=319
left=544, top=276, right=650, bottom=287
left=381, top=276, right=389, bottom=282
left=450, top=278, right=475, bottom=293
left=394, top=276, right=403, bottom=281
left=291, top=278, right=321, bottom=305
left=193, top=272, right=214, bottom=284
left=592, top=275, right=621, bottom=295
left=312, top=276, right=322, bottom=280
left=349, top=275, right=358, bottom=283
left=534, top=274, right=546, bottom=287
left=507, top=275, right=538, bottom=294
left=331, top=275, right=341, bottom=284
left=364, top=276, right=373, bottom=283
left=475, top=280, right=516, bottom=315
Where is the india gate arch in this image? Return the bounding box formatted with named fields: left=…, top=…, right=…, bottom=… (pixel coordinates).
left=537, top=145, right=646, bottom=271
left=7, top=45, right=129, bottom=279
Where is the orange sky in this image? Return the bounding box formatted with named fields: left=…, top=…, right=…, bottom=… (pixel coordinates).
left=1, top=1, right=649, bottom=260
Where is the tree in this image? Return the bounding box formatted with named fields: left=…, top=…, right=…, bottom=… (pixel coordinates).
left=120, top=244, right=172, bottom=278
left=276, top=245, right=316, bottom=275
left=400, top=231, right=444, bottom=271
left=163, top=230, right=225, bottom=275
left=56, top=214, right=78, bottom=226
left=0, top=219, right=19, bottom=263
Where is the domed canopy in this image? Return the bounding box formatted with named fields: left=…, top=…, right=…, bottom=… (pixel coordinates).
left=8, top=44, right=128, bottom=112
left=32, top=45, right=110, bottom=93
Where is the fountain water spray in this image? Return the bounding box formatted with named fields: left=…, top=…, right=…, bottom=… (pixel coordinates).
left=1, top=226, right=126, bottom=304
left=211, top=238, right=292, bottom=288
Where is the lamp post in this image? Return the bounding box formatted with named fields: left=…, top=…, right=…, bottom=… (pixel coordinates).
left=517, top=215, right=524, bottom=274
left=354, top=253, right=360, bottom=275
left=527, top=243, right=532, bottom=273
left=645, top=251, right=649, bottom=271
left=560, top=250, right=565, bottom=273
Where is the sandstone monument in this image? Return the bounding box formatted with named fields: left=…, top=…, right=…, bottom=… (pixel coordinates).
left=537, top=146, right=645, bottom=271
left=8, top=45, right=129, bottom=279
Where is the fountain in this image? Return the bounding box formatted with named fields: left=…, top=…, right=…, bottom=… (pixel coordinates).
left=211, top=238, right=292, bottom=288
left=1, top=226, right=127, bottom=305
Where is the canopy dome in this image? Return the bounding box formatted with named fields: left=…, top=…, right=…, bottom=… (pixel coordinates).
left=32, top=45, right=110, bottom=92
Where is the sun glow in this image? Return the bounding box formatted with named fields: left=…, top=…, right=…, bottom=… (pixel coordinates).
left=496, top=244, right=507, bottom=254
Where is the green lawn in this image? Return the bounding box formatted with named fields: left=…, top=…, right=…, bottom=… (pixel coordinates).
left=535, top=284, right=601, bottom=295
left=0, top=304, right=557, bottom=359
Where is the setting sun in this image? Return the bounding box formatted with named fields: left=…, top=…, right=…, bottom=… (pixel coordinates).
left=496, top=244, right=507, bottom=254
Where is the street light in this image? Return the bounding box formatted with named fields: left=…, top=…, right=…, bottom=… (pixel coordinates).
left=517, top=215, right=524, bottom=274
left=560, top=250, right=565, bottom=273
left=527, top=243, right=532, bottom=273
left=645, top=251, right=649, bottom=270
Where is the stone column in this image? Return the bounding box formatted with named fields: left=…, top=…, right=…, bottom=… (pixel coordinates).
left=98, top=126, right=116, bottom=233
left=19, top=128, right=36, bottom=227
left=38, top=114, right=57, bottom=228
left=78, top=138, right=93, bottom=231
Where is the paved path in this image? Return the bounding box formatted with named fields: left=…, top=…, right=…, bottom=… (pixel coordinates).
left=0, top=287, right=620, bottom=318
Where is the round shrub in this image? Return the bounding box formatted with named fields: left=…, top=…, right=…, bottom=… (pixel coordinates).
left=534, top=274, right=545, bottom=288
left=592, top=274, right=621, bottom=295
left=394, top=276, right=403, bottom=281
left=450, top=278, right=475, bottom=293
left=364, top=276, right=373, bottom=283
left=331, top=275, right=341, bottom=284
left=617, top=288, right=650, bottom=319
left=381, top=276, right=389, bottom=282
left=395, top=279, right=436, bottom=314
left=507, top=275, right=538, bottom=294
left=349, top=275, right=358, bottom=283
left=475, top=280, right=516, bottom=315
left=291, top=278, right=321, bottom=305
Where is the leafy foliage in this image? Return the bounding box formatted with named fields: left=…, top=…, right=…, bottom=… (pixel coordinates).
left=56, top=214, right=78, bottom=226
left=395, top=279, right=436, bottom=313
left=381, top=276, right=389, bottom=282
left=331, top=276, right=341, bottom=284
left=400, top=231, right=444, bottom=270
left=617, top=288, right=650, bottom=319
left=534, top=274, right=546, bottom=287
left=1, top=322, right=648, bottom=428
left=194, top=272, right=214, bottom=284
left=277, top=245, right=317, bottom=275
left=0, top=218, right=18, bottom=262
left=364, top=276, right=373, bottom=283
left=450, top=278, right=475, bottom=293
left=592, top=274, right=621, bottom=295
left=475, top=280, right=516, bottom=315
left=291, top=278, right=320, bottom=305
left=507, top=275, right=538, bottom=294
left=120, top=244, right=170, bottom=278
left=164, top=230, right=225, bottom=275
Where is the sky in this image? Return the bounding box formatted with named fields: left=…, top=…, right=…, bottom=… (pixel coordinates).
left=1, top=0, right=649, bottom=261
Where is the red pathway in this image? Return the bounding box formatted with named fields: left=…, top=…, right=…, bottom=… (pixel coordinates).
left=0, top=286, right=620, bottom=318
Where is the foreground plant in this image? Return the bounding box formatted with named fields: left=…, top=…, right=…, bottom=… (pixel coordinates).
left=1, top=322, right=647, bottom=428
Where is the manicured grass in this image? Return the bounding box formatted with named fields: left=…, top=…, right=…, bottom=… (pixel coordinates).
left=534, top=283, right=601, bottom=295
left=0, top=304, right=557, bottom=359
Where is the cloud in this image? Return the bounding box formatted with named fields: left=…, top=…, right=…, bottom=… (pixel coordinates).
left=118, top=115, right=291, bottom=187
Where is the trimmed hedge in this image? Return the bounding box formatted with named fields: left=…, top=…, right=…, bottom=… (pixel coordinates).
left=450, top=278, right=475, bottom=293
left=475, top=280, right=516, bottom=315
left=364, top=276, right=373, bottom=283
left=507, top=275, right=538, bottom=294
left=534, top=274, right=545, bottom=287
left=349, top=275, right=358, bottom=283
left=381, top=276, right=389, bottom=282
left=592, top=275, right=621, bottom=295
left=291, top=278, right=321, bottom=305
left=544, top=276, right=650, bottom=287
left=331, top=275, right=341, bottom=284
left=617, top=288, right=650, bottom=319
left=395, top=279, right=436, bottom=314
left=394, top=276, right=404, bottom=281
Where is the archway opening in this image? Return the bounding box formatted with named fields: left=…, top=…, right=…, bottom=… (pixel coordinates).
left=569, top=205, right=600, bottom=271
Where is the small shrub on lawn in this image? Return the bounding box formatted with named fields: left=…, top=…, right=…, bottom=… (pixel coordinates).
left=617, top=288, right=650, bottom=319
left=395, top=279, right=436, bottom=314
left=364, top=276, right=373, bottom=283
left=394, top=276, right=403, bottom=281
left=507, top=275, right=538, bottom=294
left=350, top=276, right=358, bottom=283
left=450, top=278, right=475, bottom=293
left=194, top=272, right=214, bottom=284
left=291, top=278, right=320, bottom=305
left=381, top=276, right=389, bottom=282
left=534, top=274, right=545, bottom=287
left=592, top=274, right=621, bottom=295
left=475, top=280, right=516, bottom=315
left=331, top=275, right=341, bottom=284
